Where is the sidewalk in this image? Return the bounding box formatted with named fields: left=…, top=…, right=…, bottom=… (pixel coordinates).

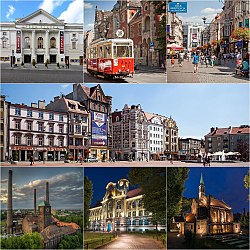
left=1, top=63, right=83, bottom=71
left=167, top=59, right=249, bottom=83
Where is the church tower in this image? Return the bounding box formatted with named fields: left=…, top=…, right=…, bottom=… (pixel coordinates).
left=198, top=173, right=205, bottom=199
left=38, top=182, right=51, bottom=231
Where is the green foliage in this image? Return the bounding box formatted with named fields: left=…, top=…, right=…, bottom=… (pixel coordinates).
left=240, top=212, right=249, bottom=227
left=182, top=197, right=193, bottom=213
left=84, top=176, right=93, bottom=229
left=244, top=170, right=249, bottom=189
left=128, top=168, right=166, bottom=230
left=12, top=151, right=18, bottom=161
left=167, top=168, right=189, bottom=224
left=58, top=234, right=82, bottom=249
left=1, top=232, right=43, bottom=249
left=237, top=139, right=249, bottom=161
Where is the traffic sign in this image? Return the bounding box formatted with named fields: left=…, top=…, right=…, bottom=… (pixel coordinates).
left=169, top=2, right=188, bottom=13
left=116, top=29, right=124, bottom=38
left=150, top=41, right=154, bottom=47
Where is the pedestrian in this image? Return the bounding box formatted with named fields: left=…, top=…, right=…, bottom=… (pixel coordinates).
left=38, top=155, right=41, bottom=162
left=43, top=157, right=46, bottom=164
left=236, top=51, right=242, bottom=61
left=207, top=156, right=211, bottom=167
left=200, top=53, right=205, bottom=67
left=193, top=52, right=200, bottom=73
left=9, top=156, right=12, bottom=163
left=211, top=54, right=216, bottom=67
left=223, top=53, right=227, bottom=63
left=30, top=155, right=34, bottom=166
left=80, top=156, right=83, bottom=165
left=203, top=156, right=206, bottom=167
left=171, top=56, right=175, bottom=68
left=179, top=51, right=184, bottom=67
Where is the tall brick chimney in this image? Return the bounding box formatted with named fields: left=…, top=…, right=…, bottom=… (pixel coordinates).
left=34, top=189, right=37, bottom=215
left=7, top=170, right=13, bottom=234
left=46, top=182, right=49, bottom=204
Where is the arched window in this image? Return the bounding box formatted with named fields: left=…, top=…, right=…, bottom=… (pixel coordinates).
left=50, top=37, right=56, bottom=48
left=145, top=16, right=150, bottom=32
left=24, top=37, right=30, bottom=49
left=38, top=37, right=43, bottom=48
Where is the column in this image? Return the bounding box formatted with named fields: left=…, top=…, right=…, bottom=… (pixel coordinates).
left=25, top=150, right=27, bottom=161
left=31, top=30, right=36, bottom=62
left=45, top=30, right=49, bottom=63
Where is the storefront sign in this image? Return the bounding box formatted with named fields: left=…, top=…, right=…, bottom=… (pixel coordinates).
left=16, top=30, right=21, bottom=53
left=91, top=112, right=107, bottom=146
left=169, top=2, right=187, bottom=13
left=60, top=31, right=64, bottom=54
left=236, top=41, right=243, bottom=47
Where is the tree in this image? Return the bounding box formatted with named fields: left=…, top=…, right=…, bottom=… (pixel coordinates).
left=237, top=139, right=249, bottom=161
left=244, top=170, right=249, bottom=200
left=128, top=168, right=166, bottom=231
left=167, top=167, right=189, bottom=230
left=84, top=176, right=93, bottom=229
left=58, top=234, right=81, bottom=249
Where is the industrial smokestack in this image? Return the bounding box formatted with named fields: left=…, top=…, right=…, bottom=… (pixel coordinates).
left=7, top=170, right=13, bottom=234
left=34, top=189, right=37, bottom=215
left=46, top=182, right=49, bottom=204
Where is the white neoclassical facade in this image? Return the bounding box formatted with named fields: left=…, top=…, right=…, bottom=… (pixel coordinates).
left=0, top=9, right=83, bottom=65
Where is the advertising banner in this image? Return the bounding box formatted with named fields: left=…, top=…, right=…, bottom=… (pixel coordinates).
left=16, top=30, right=21, bottom=53
left=60, top=31, right=64, bottom=54
left=92, top=112, right=107, bottom=146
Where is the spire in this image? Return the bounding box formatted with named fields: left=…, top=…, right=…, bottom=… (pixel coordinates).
left=200, top=173, right=204, bottom=185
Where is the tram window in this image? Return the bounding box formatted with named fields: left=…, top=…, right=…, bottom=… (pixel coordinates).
left=117, top=46, right=129, bottom=57
left=104, top=45, right=111, bottom=58
left=98, top=46, right=104, bottom=57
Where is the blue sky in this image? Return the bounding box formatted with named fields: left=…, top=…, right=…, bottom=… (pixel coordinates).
left=0, top=0, right=83, bottom=23
left=1, top=167, right=83, bottom=209
left=184, top=167, right=249, bottom=213
left=1, top=83, right=249, bottom=138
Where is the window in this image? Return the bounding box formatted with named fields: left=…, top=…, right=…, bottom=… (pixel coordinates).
left=72, top=42, right=76, bottom=49
left=59, top=114, right=64, bottom=121
left=59, top=138, right=63, bottom=147
left=132, top=201, right=136, bottom=208
left=144, top=219, right=149, bottom=225
left=139, top=219, right=143, bottom=225
left=3, top=32, right=7, bottom=35
left=38, top=112, right=43, bottom=119
left=127, top=219, right=131, bottom=225
left=27, top=122, right=32, bottom=131
left=72, top=33, right=76, bottom=37
left=38, top=37, right=43, bottom=48
left=50, top=37, right=56, bottom=48
left=15, top=108, right=21, bottom=116
left=116, top=201, right=121, bottom=209
left=132, top=220, right=136, bottom=225
left=128, top=212, right=131, bottom=217
left=139, top=210, right=143, bottom=216
left=49, top=137, right=53, bottom=146
left=15, top=121, right=20, bottom=130
left=49, top=124, right=54, bottom=133
left=59, top=125, right=63, bottom=133
left=132, top=211, right=136, bottom=217
left=27, top=136, right=32, bottom=146
left=49, top=113, right=54, bottom=120
left=27, top=110, right=32, bottom=117
left=116, top=220, right=120, bottom=226
left=38, top=123, right=43, bottom=131
left=15, top=135, right=21, bottom=145
left=38, top=137, right=43, bottom=146
left=24, top=37, right=30, bottom=49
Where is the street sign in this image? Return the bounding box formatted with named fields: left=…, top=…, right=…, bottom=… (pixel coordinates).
left=116, top=29, right=124, bottom=38
left=150, top=41, right=154, bottom=47
left=169, top=2, right=187, bottom=13
left=167, top=25, right=170, bottom=33
left=236, top=41, right=243, bottom=47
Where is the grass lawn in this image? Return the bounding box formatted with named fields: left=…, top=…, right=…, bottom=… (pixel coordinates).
left=84, top=232, right=116, bottom=249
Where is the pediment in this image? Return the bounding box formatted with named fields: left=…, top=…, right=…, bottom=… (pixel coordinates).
left=16, top=9, right=64, bottom=25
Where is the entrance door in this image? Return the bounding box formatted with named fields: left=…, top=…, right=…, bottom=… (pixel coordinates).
left=50, top=55, right=57, bottom=63
left=24, top=55, right=31, bottom=63
left=107, top=222, right=112, bottom=232
left=79, top=56, right=83, bottom=65
left=65, top=56, right=69, bottom=64
left=37, top=55, right=44, bottom=63
left=21, top=151, right=25, bottom=161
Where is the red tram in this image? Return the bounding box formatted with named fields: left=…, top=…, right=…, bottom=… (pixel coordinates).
left=86, top=38, right=134, bottom=79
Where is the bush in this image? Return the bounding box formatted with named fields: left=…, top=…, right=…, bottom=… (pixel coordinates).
left=184, top=230, right=196, bottom=248
left=12, top=151, right=18, bottom=161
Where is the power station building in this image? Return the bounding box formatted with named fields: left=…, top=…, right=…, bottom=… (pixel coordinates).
left=89, top=178, right=166, bottom=232
left=6, top=170, right=80, bottom=249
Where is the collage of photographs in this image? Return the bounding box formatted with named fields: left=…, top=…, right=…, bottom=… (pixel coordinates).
left=0, top=0, right=249, bottom=250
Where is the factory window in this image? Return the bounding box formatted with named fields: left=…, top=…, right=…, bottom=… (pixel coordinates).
left=38, top=37, right=43, bottom=48
left=15, top=107, right=21, bottom=116
left=50, top=37, right=56, bottom=48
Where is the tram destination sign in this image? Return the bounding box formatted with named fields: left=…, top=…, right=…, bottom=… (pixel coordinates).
left=169, top=2, right=188, bottom=13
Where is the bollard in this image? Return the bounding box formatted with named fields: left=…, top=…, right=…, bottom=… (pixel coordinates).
left=87, top=243, right=89, bottom=249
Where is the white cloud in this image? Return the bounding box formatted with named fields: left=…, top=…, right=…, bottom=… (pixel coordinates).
left=39, top=0, right=66, bottom=14
left=179, top=13, right=219, bottom=25
left=84, top=2, right=93, bottom=9
left=58, top=0, right=83, bottom=23
left=201, top=8, right=222, bottom=15
left=87, top=23, right=94, bottom=28
left=6, top=5, right=15, bottom=19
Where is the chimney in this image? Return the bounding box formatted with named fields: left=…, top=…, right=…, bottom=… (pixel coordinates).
left=31, top=102, right=38, bottom=108
left=38, top=100, right=46, bottom=109
left=54, top=96, right=60, bottom=102
left=210, top=127, right=215, bottom=133
left=34, top=189, right=37, bottom=215
left=46, top=182, right=49, bottom=204
left=7, top=170, right=13, bottom=234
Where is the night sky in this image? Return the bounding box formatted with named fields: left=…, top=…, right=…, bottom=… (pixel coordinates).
left=85, top=167, right=138, bottom=207
left=183, top=167, right=249, bottom=214
left=1, top=167, right=83, bottom=209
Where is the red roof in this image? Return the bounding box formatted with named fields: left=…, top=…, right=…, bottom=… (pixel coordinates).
left=127, top=188, right=142, bottom=198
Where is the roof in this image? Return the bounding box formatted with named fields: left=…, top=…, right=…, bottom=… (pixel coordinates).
left=185, top=213, right=195, bottom=223
left=53, top=217, right=80, bottom=230
left=231, top=126, right=250, bottom=135
left=38, top=200, right=46, bottom=207
left=210, top=197, right=231, bottom=209
left=24, top=215, right=38, bottom=224
left=200, top=173, right=204, bottom=185
left=206, top=126, right=250, bottom=137
left=173, top=215, right=185, bottom=223
left=126, top=187, right=142, bottom=198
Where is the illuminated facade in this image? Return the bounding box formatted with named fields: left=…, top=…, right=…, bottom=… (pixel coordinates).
left=184, top=174, right=240, bottom=235
left=89, top=179, right=166, bottom=232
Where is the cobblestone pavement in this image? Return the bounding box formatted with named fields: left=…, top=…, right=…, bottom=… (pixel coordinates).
left=167, top=59, right=249, bottom=83
left=84, top=65, right=166, bottom=83
left=101, top=234, right=164, bottom=249
left=1, top=160, right=249, bottom=167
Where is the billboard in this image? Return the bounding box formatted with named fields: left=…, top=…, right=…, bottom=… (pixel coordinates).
left=60, top=31, right=64, bottom=54
left=92, top=112, right=107, bottom=146
left=169, top=2, right=187, bottom=13
left=16, top=30, right=21, bottom=53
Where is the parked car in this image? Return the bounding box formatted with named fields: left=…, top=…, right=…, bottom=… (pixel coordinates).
left=84, top=157, right=98, bottom=163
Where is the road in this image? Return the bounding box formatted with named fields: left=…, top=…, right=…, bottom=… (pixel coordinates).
left=84, top=66, right=166, bottom=83
left=167, top=59, right=249, bottom=83
left=1, top=160, right=249, bottom=167
left=1, top=64, right=83, bottom=83
left=101, top=234, right=164, bottom=249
